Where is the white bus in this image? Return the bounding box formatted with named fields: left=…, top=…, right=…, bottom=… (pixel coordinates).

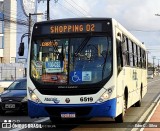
left=19, top=18, right=147, bottom=123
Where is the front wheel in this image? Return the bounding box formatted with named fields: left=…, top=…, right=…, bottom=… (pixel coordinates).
left=115, top=95, right=127, bottom=123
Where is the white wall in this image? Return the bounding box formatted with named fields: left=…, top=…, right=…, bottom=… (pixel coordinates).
left=3, top=0, right=17, bottom=63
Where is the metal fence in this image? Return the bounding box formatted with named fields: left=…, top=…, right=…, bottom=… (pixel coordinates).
left=0, top=63, right=26, bottom=80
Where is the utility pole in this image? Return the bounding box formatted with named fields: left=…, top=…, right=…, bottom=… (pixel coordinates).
left=146, top=51, right=150, bottom=68
left=38, top=0, right=50, bottom=20
left=38, top=0, right=58, bottom=20
left=28, top=13, right=43, bottom=45
left=158, top=59, right=160, bottom=74
left=153, top=56, right=156, bottom=77
left=28, top=13, right=31, bottom=45
left=47, top=0, right=50, bottom=20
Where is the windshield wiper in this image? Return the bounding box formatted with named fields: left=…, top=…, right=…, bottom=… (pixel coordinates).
left=74, top=36, right=90, bottom=57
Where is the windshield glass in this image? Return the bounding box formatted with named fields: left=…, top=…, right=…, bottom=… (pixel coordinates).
left=30, top=35, right=112, bottom=85
left=8, top=80, right=27, bottom=90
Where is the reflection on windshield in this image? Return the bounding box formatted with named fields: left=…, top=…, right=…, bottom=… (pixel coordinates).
left=70, top=36, right=112, bottom=84
left=31, top=39, right=68, bottom=84
left=30, top=36, right=112, bottom=85
left=8, top=80, right=26, bottom=90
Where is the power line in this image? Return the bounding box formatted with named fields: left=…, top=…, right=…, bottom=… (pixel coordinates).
left=129, top=29, right=160, bottom=32
left=4, top=18, right=28, bottom=26
left=57, top=2, right=81, bottom=17
left=4, top=16, right=28, bottom=25
left=70, top=0, right=92, bottom=16
left=63, top=0, right=86, bottom=16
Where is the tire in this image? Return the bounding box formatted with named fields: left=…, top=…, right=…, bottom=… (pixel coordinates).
left=135, top=89, right=142, bottom=107
left=115, top=95, right=127, bottom=123
left=134, top=100, right=141, bottom=107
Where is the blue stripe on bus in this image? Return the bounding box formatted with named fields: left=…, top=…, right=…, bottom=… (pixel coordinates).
left=28, top=98, right=116, bottom=118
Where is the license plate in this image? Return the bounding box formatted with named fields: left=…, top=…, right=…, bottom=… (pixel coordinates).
left=61, top=112, right=76, bottom=118
left=5, top=104, right=15, bottom=109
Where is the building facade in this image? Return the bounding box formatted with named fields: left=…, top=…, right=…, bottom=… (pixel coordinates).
left=0, top=0, right=4, bottom=63
left=0, top=0, right=41, bottom=80
left=0, top=0, right=39, bottom=64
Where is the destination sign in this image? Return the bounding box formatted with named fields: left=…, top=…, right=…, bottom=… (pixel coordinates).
left=33, top=20, right=112, bottom=35
left=34, top=22, right=106, bottom=35
left=41, top=41, right=58, bottom=47
left=50, top=23, right=96, bottom=34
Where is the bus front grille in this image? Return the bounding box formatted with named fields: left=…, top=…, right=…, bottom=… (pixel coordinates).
left=38, top=88, right=100, bottom=95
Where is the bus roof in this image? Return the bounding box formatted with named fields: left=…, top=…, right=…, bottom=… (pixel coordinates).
left=112, top=19, right=146, bottom=50
left=35, top=17, right=112, bottom=24
left=34, top=17, right=146, bottom=50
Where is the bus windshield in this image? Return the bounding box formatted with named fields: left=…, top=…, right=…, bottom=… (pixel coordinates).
left=30, top=35, right=112, bottom=85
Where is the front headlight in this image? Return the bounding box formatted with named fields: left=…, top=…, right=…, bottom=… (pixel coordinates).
left=28, top=88, right=41, bottom=103
left=97, top=91, right=110, bottom=103
left=21, top=96, right=27, bottom=102
left=96, top=86, right=114, bottom=103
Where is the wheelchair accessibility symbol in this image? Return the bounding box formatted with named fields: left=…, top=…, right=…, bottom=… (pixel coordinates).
left=72, top=72, right=81, bottom=82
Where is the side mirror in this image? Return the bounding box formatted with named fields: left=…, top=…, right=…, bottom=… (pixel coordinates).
left=18, top=42, right=24, bottom=56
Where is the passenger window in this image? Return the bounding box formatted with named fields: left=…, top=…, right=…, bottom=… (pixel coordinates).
left=122, top=35, right=129, bottom=66
left=128, top=40, right=133, bottom=67
left=116, top=39, right=123, bottom=75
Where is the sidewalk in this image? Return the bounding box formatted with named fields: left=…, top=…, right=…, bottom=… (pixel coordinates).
left=143, top=102, right=160, bottom=131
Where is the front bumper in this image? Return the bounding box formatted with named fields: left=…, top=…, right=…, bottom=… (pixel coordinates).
left=28, top=98, right=116, bottom=118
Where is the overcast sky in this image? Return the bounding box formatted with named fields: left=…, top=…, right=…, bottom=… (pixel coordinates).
left=37, top=0, right=160, bottom=65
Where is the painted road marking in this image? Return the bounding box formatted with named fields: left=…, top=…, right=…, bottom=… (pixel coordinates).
left=131, top=78, right=160, bottom=131
left=139, top=94, right=160, bottom=131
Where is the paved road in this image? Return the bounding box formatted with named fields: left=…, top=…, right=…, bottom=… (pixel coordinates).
left=0, top=77, right=160, bottom=131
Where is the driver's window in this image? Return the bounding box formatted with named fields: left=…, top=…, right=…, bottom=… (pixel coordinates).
left=83, top=37, right=108, bottom=59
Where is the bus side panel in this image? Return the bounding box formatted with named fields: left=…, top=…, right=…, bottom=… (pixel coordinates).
left=131, top=68, right=142, bottom=106
left=142, top=69, right=147, bottom=98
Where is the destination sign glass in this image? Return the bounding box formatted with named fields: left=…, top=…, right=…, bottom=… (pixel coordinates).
left=33, top=22, right=108, bottom=35
left=50, top=23, right=96, bottom=34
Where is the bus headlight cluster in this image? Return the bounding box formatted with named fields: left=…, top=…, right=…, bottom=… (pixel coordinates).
left=97, top=91, right=109, bottom=103
left=28, top=88, right=41, bottom=103
left=97, top=86, right=114, bottom=103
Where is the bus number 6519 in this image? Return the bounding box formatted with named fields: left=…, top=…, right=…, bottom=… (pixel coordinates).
left=80, top=97, right=93, bottom=102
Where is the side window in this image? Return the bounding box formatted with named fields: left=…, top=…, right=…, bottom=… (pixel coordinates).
left=128, top=40, right=133, bottom=67
left=137, top=46, right=141, bottom=67
left=136, top=45, right=138, bottom=67
left=122, top=35, right=129, bottom=66
left=133, top=43, right=137, bottom=67
left=141, top=48, right=144, bottom=68
left=142, top=50, right=146, bottom=68
left=117, top=39, right=123, bottom=75
left=140, top=48, right=142, bottom=68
